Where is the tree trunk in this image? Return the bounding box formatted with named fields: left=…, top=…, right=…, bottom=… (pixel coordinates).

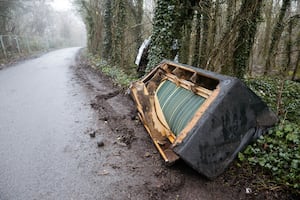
left=128, top=0, right=144, bottom=51
left=264, top=0, right=291, bottom=75
left=208, top=0, right=220, bottom=57
left=192, top=10, right=201, bottom=67
left=111, top=0, right=126, bottom=66
left=262, top=0, right=273, bottom=65
left=179, top=23, right=192, bottom=64
left=199, top=0, right=211, bottom=68
left=292, top=31, right=300, bottom=81
left=284, top=18, right=293, bottom=74
left=103, top=0, right=112, bottom=60
left=225, top=0, right=234, bottom=31
left=136, top=0, right=143, bottom=48
left=147, top=0, right=187, bottom=72
left=232, top=0, right=262, bottom=79
left=292, top=52, right=300, bottom=81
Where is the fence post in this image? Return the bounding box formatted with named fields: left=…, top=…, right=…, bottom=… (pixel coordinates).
left=14, top=35, right=21, bottom=54
left=46, top=37, right=50, bottom=50
left=25, top=36, right=31, bottom=53
left=0, top=35, right=7, bottom=58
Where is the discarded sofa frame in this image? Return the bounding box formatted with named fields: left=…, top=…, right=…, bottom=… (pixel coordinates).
left=130, top=60, right=277, bottom=179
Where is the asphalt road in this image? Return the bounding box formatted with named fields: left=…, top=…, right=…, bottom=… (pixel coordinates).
left=0, top=48, right=104, bottom=200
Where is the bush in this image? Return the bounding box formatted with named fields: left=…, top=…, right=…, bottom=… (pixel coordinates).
left=240, top=77, right=300, bottom=192
left=239, top=121, right=299, bottom=189
left=245, top=77, right=300, bottom=124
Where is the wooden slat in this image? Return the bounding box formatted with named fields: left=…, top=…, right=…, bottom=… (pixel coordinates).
left=130, top=81, right=179, bottom=163
left=164, top=73, right=212, bottom=98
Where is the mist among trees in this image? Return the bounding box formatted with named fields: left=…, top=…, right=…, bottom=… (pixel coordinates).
left=0, top=0, right=86, bottom=59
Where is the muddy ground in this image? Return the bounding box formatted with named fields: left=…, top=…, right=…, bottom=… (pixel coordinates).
left=73, top=50, right=297, bottom=200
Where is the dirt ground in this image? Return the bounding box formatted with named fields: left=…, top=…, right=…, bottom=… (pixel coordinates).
left=73, top=50, right=298, bottom=200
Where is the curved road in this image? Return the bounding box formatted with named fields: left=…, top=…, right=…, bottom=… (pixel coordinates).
left=0, top=48, right=104, bottom=199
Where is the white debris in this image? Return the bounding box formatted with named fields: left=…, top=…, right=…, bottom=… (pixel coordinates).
left=245, top=187, right=252, bottom=194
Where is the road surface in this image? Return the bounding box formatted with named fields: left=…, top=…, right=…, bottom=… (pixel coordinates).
left=0, top=48, right=106, bottom=199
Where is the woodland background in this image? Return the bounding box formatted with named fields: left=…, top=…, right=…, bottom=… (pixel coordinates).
left=1, top=0, right=299, bottom=80
left=74, top=0, right=300, bottom=80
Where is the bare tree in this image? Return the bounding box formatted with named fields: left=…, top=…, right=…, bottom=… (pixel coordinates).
left=264, top=0, right=291, bottom=74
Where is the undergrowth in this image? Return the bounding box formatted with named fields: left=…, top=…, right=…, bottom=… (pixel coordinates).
left=241, top=77, right=300, bottom=193
left=89, top=55, right=138, bottom=88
